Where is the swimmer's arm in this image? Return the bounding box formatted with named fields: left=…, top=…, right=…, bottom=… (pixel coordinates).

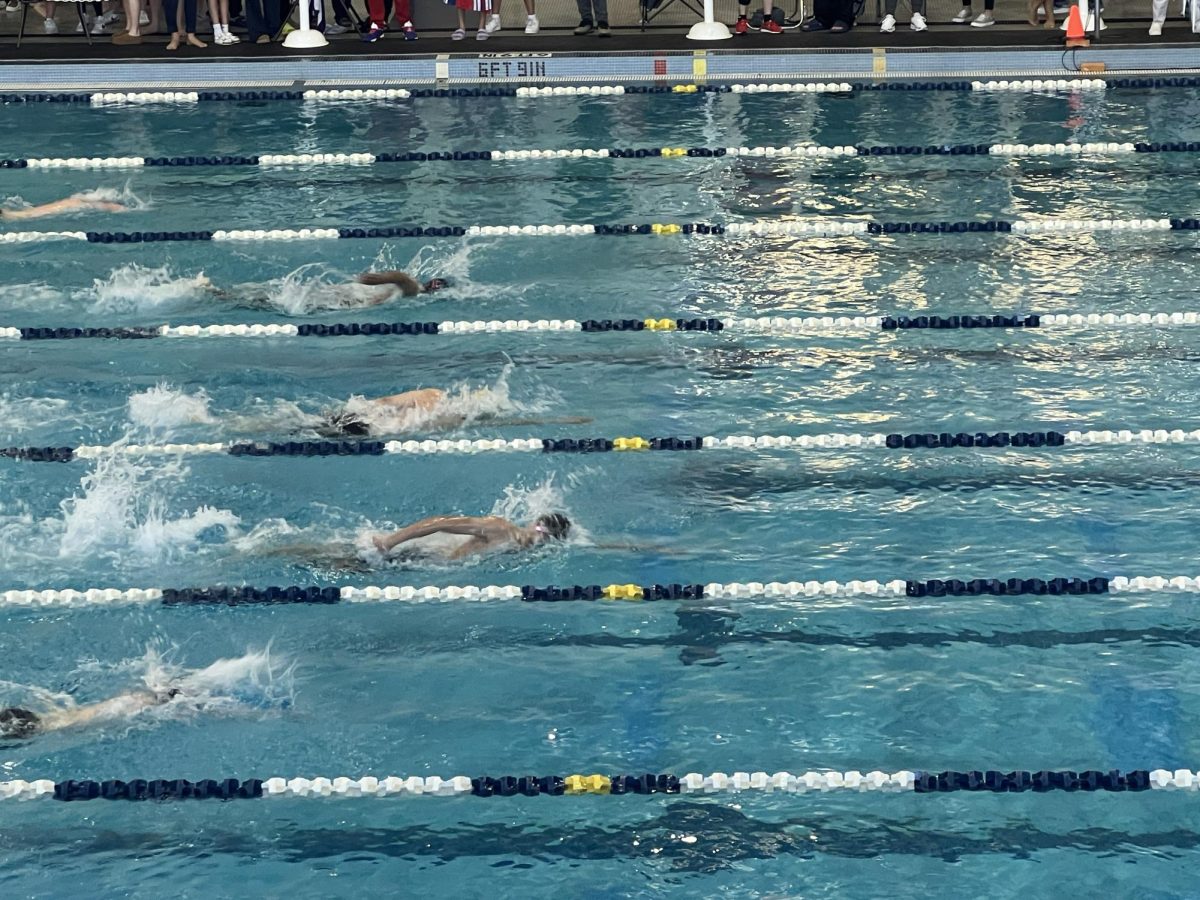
left=373, top=515, right=496, bottom=552
left=2, top=198, right=125, bottom=220
left=356, top=271, right=422, bottom=297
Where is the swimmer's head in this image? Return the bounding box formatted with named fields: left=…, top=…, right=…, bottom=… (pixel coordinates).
left=423, top=278, right=451, bottom=293
left=533, top=513, right=571, bottom=542
left=0, top=707, right=40, bottom=739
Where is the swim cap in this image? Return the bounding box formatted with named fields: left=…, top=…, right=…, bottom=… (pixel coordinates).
left=0, top=707, right=40, bottom=738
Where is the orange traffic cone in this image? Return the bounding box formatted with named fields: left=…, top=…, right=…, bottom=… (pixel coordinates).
left=1064, top=2, right=1089, bottom=46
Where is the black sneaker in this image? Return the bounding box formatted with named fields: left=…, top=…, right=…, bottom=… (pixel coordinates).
left=335, top=14, right=352, bottom=26
left=596, top=20, right=610, bottom=35
left=573, top=19, right=593, bottom=33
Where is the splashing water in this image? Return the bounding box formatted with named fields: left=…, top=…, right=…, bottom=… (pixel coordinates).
left=338, top=364, right=547, bottom=435
left=56, top=452, right=239, bottom=563
left=81, top=263, right=213, bottom=314
left=127, top=384, right=216, bottom=433
left=143, top=645, right=295, bottom=714
left=0, top=393, right=71, bottom=438
left=73, top=183, right=150, bottom=210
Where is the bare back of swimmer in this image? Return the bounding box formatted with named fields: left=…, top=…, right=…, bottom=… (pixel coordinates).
left=0, top=195, right=128, bottom=221
left=316, top=388, right=592, bottom=437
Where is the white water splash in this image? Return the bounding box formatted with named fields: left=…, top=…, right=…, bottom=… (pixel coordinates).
left=127, top=384, right=216, bottom=433
left=73, top=183, right=150, bottom=210
left=82, top=263, right=213, bottom=314
left=337, top=364, right=545, bottom=435
left=0, top=393, right=71, bottom=438
left=56, top=452, right=239, bottom=563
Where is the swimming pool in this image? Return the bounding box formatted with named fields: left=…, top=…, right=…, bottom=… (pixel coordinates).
left=3, top=84, right=1200, bottom=897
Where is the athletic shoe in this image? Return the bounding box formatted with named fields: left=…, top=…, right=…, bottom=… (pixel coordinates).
left=761, top=18, right=782, bottom=32
left=951, top=7, right=971, bottom=21
left=733, top=15, right=749, bottom=33
left=525, top=14, right=538, bottom=32
left=485, top=13, right=500, bottom=31
left=361, top=22, right=384, bottom=40
left=402, top=20, right=417, bottom=39
left=970, top=11, right=993, bottom=25
left=573, top=19, right=593, bottom=33
left=43, top=16, right=57, bottom=32
left=596, top=20, right=610, bottom=34
left=879, top=13, right=895, bottom=30
left=4, top=1, right=18, bottom=11
left=910, top=11, right=926, bottom=29
left=1148, top=20, right=1162, bottom=34
left=324, top=21, right=347, bottom=34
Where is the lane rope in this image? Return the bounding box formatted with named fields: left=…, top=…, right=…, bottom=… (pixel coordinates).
left=5, top=217, right=1200, bottom=245
left=9, top=312, right=1200, bottom=343
left=3, top=574, right=1196, bottom=610
left=11, top=140, right=1200, bottom=172
left=3, top=79, right=1160, bottom=108
left=6, top=768, right=1200, bottom=801
left=8, top=428, right=1200, bottom=463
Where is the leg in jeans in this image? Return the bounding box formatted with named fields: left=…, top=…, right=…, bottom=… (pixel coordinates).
left=574, top=0, right=591, bottom=23
left=591, top=0, right=606, bottom=23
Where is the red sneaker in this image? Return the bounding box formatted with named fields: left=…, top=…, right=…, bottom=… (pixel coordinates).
left=761, top=18, right=782, bottom=32
left=733, top=16, right=749, bottom=33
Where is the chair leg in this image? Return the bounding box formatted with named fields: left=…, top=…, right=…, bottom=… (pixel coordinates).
left=18, top=2, right=27, bottom=47
left=77, top=3, right=93, bottom=43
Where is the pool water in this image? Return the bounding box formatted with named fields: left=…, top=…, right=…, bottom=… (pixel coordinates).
left=2, top=87, right=1200, bottom=898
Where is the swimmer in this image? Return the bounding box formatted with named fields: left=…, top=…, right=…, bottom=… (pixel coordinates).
left=0, top=687, right=179, bottom=741
left=0, top=194, right=128, bottom=221
left=355, top=270, right=451, bottom=302
left=315, top=388, right=592, bottom=437
left=372, top=512, right=571, bottom=560
left=198, top=270, right=449, bottom=311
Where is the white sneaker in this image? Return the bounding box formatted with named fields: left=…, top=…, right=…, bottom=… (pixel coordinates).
left=524, top=13, right=538, bottom=33
left=485, top=12, right=501, bottom=31
left=951, top=7, right=971, bottom=21
left=214, top=29, right=232, bottom=43
left=970, top=11, right=994, bottom=25
left=879, top=13, right=895, bottom=31
left=43, top=16, right=57, bottom=32
left=1148, top=19, right=1162, bottom=34
left=324, top=20, right=347, bottom=33
left=910, top=11, right=926, bottom=29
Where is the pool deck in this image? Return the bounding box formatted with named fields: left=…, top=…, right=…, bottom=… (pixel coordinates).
left=0, top=21, right=1197, bottom=86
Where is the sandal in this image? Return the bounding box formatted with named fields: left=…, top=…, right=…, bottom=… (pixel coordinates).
left=451, top=27, right=465, bottom=38
left=829, top=19, right=849, bottom=31
left=475, top=28, right=488, bottom=38
left=800, top=17, right=827, bottom=30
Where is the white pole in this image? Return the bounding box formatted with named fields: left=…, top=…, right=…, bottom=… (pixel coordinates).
left=687, top=0, right=733, bottom=39
left=283, top=0, right=329, bottom=47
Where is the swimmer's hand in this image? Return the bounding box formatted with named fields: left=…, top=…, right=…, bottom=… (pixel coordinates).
left=372, top=535, right=389, bottom=554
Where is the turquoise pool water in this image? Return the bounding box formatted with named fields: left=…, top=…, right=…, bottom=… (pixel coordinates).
left=2, top=87, right=1200, bottom=897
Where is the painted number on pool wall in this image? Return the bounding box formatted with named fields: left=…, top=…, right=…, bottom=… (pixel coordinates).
left=478, top=61, right=548, bottom=79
